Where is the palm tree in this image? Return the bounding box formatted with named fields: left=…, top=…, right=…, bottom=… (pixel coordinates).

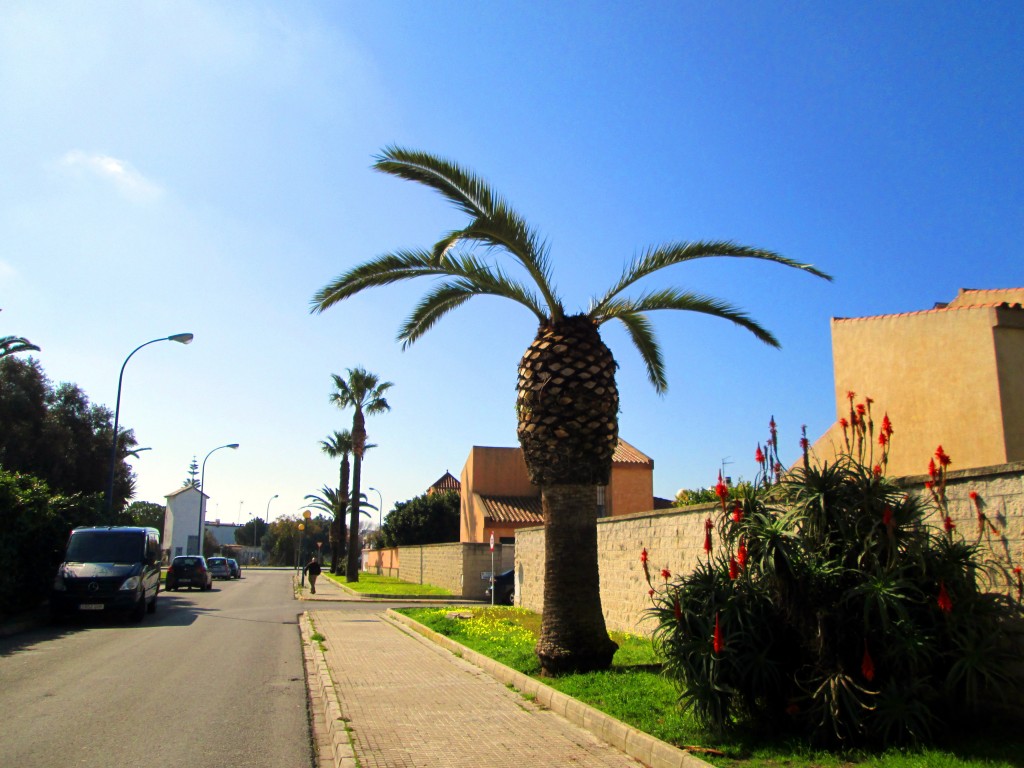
left=1, top=310, right=39, bottom=359
left=305, top=484, right=347, bottom=575
left=319, top=430, right=353, bottom=574
left=311, top=147, right=831, bottom=674
left=328, top=368, right=392, bottom=582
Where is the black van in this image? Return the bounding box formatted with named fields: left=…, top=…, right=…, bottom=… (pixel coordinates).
left=51, top=526, right=162, bottom=622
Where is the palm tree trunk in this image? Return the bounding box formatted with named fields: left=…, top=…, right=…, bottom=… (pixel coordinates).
left=535, top=483, right=617, bottom=675
left=346, top=452, right=362, bottom=581
left=335, top=455, right=351, bottom=575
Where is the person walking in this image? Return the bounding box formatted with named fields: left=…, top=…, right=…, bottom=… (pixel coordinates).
left=304, top=556, right=322, bottom=594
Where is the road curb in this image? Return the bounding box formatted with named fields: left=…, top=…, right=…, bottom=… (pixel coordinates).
left=301, top=612, right=357, bottom=768
left=383, top=609, right=713, bottom=768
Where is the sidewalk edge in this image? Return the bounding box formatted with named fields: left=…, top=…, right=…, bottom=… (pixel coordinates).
left=383, top=608, right=712, bottom=768
left=301, top=611, right=358, bottom=768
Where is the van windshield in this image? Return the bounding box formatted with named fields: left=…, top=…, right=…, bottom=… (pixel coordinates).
left=65, top=531, right=144, bottom=564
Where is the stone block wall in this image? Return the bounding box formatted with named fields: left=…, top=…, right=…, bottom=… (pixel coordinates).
left=516, top=462, right=1024, bottom=636
left=361, top=542, right=514, bottom=598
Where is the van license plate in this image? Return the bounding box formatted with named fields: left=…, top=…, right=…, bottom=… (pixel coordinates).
left=80, top=604, right=103, bottom=611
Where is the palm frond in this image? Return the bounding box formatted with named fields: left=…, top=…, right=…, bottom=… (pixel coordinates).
left=311, top=250, right=446, bottom=313
left=593, top=240, right=832, bottom=313
left=596, top=288, right=780, bottom=348
left=373, top=146, right=562, bottom=320
left=0, top=336, right=40, bottom=358
left=613, top=312, right=668, bottom=393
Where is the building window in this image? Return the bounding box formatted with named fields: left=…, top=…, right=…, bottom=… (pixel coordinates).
left=175, top=546, right=183, bottom=557
left=596, top=485, right=607, bottom=516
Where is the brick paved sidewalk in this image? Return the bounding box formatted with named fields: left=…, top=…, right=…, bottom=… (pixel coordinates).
left=309, top=609, right=646, bottom=768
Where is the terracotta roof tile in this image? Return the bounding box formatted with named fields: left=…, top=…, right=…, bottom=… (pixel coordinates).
left=613, top=438, right=653, bottom=466
left=832, top=301, right=1023, bottom=324
left=480, top=495, right=543, bottom=524
left=428, top=471, right=461, bottom=493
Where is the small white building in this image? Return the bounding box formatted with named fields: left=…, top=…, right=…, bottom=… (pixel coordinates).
left=164, top=485, right=205, bottom=559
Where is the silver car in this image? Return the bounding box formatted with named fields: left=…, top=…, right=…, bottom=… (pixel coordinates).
left=207, top=556, right=232, bottom=580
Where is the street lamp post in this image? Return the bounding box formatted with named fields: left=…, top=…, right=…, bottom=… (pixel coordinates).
left=368, top=486, right=384, bottom=532
left=196, top=443, right=239, bottom=556
left=259, top=493, right=278, bottom=552
left=104, top=333, right=193, bottom=514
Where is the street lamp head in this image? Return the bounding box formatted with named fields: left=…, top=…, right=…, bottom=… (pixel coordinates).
left=168, top=333, right=194, bottom=345
left=227, top=443, right=240, bottom=449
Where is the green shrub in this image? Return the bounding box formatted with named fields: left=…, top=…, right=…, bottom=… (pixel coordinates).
left=0, top=468, right=100, bottom=616
left=646, top=405, right=1024, bottom=749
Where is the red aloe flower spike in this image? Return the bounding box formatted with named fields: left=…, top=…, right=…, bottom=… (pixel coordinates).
left=737, top=539, right=748, bottom=568
left=729, top=556, right=739, bottom=580
left=878, top=431, right=888, bottom=447
left=856, top=403, right=866, bottom=416
left=755, top=445, right=764, bottom=464
left=937, top=581, right=953, bottom=614
left=661, top=568, right=671, bottom=581
left=713, top=613, right=724, bottom=654
left=839, top=417, right=849, bottom=429
left=928, top=458, right=937, bottom=479
left=648, top=588, right=655, bottom=597
left=640, top=548, right=648, bottom=564
left=847, top=390, right=856, bottom=402
left=969, top=491, right=979, bottom=502
left=673, top=597, right=682, bottom=621
left=703, top=518, right=713, bottom=554
left=732, top=502, right=743, bottom=524
left=935, top=445, right=951, bottom=467
left=873, top=464, right=882, bottom=476
left=714, top=472, right=728, bottom=511
left=944, top=516, right=955, bottom=533
left=881, top=413, right=893, bottom=436
left=861, top=641, right=875, bottom=682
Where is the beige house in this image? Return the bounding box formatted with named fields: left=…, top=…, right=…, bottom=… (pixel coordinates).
left=459, top=439, right=659, bottom=544
left=811, top=288, right=1024, bottom=476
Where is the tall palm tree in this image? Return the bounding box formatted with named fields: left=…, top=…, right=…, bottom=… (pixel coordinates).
left=311, top=147, right=831, bottom=674
left=320, top=430, right=353, bottom=574
left=329, top=368, right=392, bottom=582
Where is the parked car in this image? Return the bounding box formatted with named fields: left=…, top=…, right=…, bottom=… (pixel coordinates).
left=165, top=555, right=212, bottom=591
left=51, top=526, right=162, bottom=622
left=226, top=558, right=241, bottom=579
left=484, top=569, right=515, bottom=605
left=207, top=556, right=232, bottom=580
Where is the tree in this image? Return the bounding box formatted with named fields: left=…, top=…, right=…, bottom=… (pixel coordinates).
left=311, top=147, right=831, bottom=674
left=319, top=431, right=353, bottom=574
left=182, top=457, right=200, bottom=488
left=380, top=490, right=459, bottom=547
left=0, top=356, right=135, bottom=511
left=124, top=500, right=165, bottom=532
left=305, top=484, right=348, bottom=573
left=328, top=368, right=392, bottom=582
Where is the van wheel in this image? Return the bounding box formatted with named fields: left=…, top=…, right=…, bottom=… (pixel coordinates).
left=129, top=594, right=146, bottom=623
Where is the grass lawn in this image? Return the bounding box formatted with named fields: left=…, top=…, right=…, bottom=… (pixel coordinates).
left=324, top=571, right=451, bottom=596
left=397, top=606, right=1024, bottom=768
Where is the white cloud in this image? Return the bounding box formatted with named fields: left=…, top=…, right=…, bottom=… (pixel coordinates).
left=61, top=150, right=163, bottom=202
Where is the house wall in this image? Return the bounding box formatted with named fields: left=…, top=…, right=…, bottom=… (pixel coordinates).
left=164, top=488, right=203, bottom=558
left=825, top=307, right=1010, bottom=476
left=460, top=446, right=534, bottom=543
left=994, top=314, right=1024, bottom=462
left=606, top=463, right=654, bottom=517
left=516, top=463, right=1024, bottom=636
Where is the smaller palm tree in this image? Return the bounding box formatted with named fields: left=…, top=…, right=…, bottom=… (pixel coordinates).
left=304, top=485, right=348, bottom=574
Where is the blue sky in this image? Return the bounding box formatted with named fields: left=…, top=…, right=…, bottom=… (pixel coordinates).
left=2, top=2, right=1021, bottom=526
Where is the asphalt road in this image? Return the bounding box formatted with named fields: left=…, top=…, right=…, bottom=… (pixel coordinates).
left=0, top=569, right=313, bottom=768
